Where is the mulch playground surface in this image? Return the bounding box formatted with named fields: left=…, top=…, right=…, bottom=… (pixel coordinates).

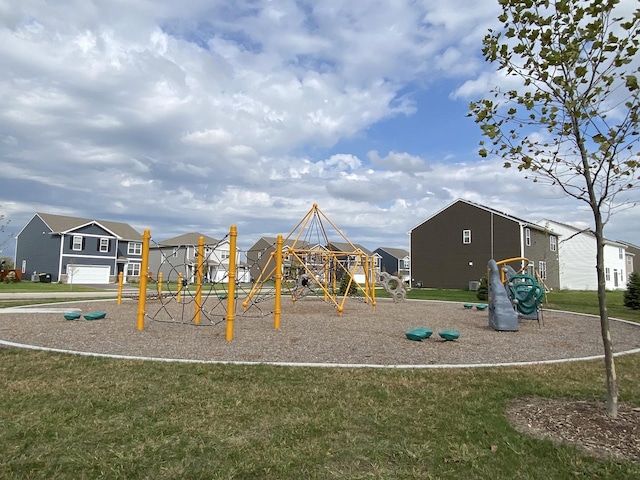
left=1, top=296, right=639, bottom=366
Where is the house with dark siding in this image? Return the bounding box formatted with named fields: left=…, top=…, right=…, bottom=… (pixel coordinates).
left=373, top=247, right=410, bottom=283
left=15, top=213, right=142, bottom=284
left=409, top=199, right=560, bottom=290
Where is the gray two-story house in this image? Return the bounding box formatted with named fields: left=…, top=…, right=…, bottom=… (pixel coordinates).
left=410, top=199, right=560, bottom=290
left=15, top=213, right=143, bottom=284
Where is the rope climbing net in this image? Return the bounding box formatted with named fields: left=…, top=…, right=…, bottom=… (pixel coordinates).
left=142, top=234, right=275, bottom=328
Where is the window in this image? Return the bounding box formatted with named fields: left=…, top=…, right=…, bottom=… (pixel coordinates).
left=128, top=242, right=142, bottom=255
left=525, top=228, right=531, bottom=246
left=619, top=247, right=623, bottom=259
left=402, top=258, right=410, bottom=269
left=21, top=260, right=26, bottom=274
left=99, top=238, right=109, bottom=252
left=172, top=247, right=178, bottom=258
left=462, top=230, right=471, bottom=244
left=126, top=263, right=141, bottom=276
left=538, top=261, right=547, bottom=280
left=550, top=235, right=557, bottom=252
left=72, top=235, right=83, bottom=251
left=605, top=268, right=611, bottom=281
left=220, top=250, right=230, bottom=260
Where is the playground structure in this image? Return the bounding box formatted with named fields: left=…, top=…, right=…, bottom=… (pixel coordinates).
left=379, top=271, right=407, bottom=302
left=243, top=204, right=377, bottom=315
left=487, top=257, right=546, bottom=331
left=133, top=204, right=379, bottom=340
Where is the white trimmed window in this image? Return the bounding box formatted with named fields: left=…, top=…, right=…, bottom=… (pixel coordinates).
left=72, top=235, right=83, bottom=251
left=462, top=230, right=472, bottom=244
left=619, top=247, right=623, bottom=259
left=538, top=261, right=547, bottom=280
left=605, top=268, right=611, bottom=281
left=525, top=228, right=531, bottom=246
left=220, top=250, right=230, bottom=259
left=126, top=263, right=141, bottom=276
left=128, top=242, right=142, bottom=255
left=550, top=235, right=557, bottom=252
left=99, top=238, right=109, bottom=252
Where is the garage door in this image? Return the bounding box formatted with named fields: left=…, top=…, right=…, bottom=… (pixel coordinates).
left=67, top=265, right=111, bottom=284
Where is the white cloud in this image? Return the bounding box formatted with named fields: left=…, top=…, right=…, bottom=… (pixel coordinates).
left=0, top=0, right=637, bottom=255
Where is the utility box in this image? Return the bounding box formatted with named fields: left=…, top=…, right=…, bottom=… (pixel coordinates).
left=468, top=281, right=480, bottom=291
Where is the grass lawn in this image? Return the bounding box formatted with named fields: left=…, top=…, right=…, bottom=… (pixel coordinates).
left=1, top=286, right=639, bottom=478
left=0, top=281, right=102, bottom=293
left=1, top=351, right=639, bottom=479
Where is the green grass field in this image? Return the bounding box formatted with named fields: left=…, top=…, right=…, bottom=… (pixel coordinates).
left=1, top=285, right=639, bottom=478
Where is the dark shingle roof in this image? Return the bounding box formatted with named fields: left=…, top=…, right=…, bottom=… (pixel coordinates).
left=157, top=232, right=220, bottom=246
left=376, top=247, right=410, bottom=259
left=37, top=212, right=141, bottom=240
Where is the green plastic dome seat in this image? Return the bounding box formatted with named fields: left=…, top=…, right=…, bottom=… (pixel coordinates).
left=64, top=312, right=81, bottom=321
left=463, top=303, right=474, bottom=309
left=476, top=303, right=488, bottom=311
left=405, top=328, right=433, bottom=341
left=439, top=329, right=460, bottom=341
left=84, top=311, right=106, bottom=321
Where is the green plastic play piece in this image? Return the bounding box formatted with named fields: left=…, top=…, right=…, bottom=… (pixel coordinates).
left=476, top=304, right=488, bottom=311
left=463, top=303, right=474, bottom=309
left=405, top=328, right=433, bottom=341
left=439, top=329, right=460, bottom=341
left=64, top=312, right=81, bottom=320
left=84, top=311, right=106, bottom=321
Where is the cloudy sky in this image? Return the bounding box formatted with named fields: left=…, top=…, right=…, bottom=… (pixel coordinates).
left=1, top=0, right=638, bottom=256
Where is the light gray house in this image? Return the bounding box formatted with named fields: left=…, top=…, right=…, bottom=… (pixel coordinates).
left=15, top=213, right=142, bottom=284
left=149, top=232, right=249, bottom=284
left=539, top=220, right=628, bottom=290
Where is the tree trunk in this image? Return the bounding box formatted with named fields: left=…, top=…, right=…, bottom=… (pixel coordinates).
left=594, top=212, right=618, bottom=418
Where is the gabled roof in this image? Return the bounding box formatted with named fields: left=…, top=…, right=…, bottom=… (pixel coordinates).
left=539, top=219, right=626, bottom=247
left=157, top=232, right=220, bottom=247
left=35, top=212, right=141, bottom=240
left=251, top=236, right=310, bottom=250
left=327, top=241, right=372, bottom=255
left=615, top=239, right=640, bottom=251
left=375, top=247, right=410, bottom=259
left=410, top=198, right=546, bottom=233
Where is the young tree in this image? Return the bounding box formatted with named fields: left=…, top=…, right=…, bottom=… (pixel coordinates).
left=469, top=0, right=640, bottom=417
left=624, top=271, right=640, bottom=310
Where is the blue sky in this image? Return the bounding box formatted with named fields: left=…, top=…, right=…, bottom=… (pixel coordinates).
left=1, top=0, right=638, bottom=258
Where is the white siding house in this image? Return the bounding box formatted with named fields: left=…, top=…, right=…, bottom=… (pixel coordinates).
left=539, top=220, right=627, bottom=291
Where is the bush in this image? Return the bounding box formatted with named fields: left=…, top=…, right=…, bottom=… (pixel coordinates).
left=623, top=271, right=640, bottom=310
left=476, top=276, right=488, bottom=301
left=338, top=273, right=357, bottom=296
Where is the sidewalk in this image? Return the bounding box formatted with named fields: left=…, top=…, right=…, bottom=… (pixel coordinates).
left=0, top=289, right=139, bottom=300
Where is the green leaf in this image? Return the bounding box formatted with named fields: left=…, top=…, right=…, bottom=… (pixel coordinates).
left=625, top=75, right=638, bottom=90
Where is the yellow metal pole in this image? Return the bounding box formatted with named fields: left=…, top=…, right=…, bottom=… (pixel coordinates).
left=157, top=271, right=163, bottom=299
left=274, top=234, right=283, bottom=330
left=226, top=225, right=238, bottom=341
left=177, top=273, right=182, bottom=303
left=136, top=229, right=150, bottom=331
left=363, top=255, right=370, bottom=304
left=370, top=257, right=376, bottom=309
left=194, top=236, right=204, bottom=324
left=117, top=271, right=123, bottom=305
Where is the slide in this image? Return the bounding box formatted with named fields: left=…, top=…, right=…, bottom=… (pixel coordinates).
left=487, top=259, right=519, bottom=331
